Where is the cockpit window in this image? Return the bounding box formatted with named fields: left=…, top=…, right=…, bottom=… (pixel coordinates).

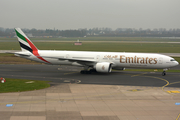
left=170, top=59, right=175, bottom=61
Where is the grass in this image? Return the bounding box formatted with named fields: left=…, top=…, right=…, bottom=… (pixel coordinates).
left=0, top=53, right=40, bottom=64
left=0, top=78, right=50, bottom=93
left=174, top=57, right=180, bottom=63
left=1, top=37, right=180, bottom=42
left=0, top=42, right=180, bottom=53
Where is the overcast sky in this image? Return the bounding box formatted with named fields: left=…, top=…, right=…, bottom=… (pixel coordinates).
left=0, top=0, right=180, bottom=30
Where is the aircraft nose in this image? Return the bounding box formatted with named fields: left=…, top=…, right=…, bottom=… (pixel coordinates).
left=171, top=61, right=179, bottom=67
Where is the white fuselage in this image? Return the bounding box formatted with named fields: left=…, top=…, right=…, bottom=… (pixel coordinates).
left=16, top=50, right=179, bottom=69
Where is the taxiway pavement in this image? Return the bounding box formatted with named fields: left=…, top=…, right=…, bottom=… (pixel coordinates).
left=0, top=64, right=180, bottom=88
left=0, top=64, right=180, bottom=120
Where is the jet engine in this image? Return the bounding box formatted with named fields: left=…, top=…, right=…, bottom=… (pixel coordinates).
left=94, top=62, right=112, bottom=73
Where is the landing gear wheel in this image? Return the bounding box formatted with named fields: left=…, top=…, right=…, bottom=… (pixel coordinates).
left=90, top=69, right=97, bottom=73
left=80, top=70, right=84, bottom=74
left=87, top=71, right=91, bottom=74
left=80, top=70, right=92, bottom=74
left=162, top=71, right=166, bottom=76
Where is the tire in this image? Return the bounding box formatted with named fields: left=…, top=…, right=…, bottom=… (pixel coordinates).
left=80, top=70, right=91, bottom=74
left=162, top=71, right=166, bottom=76
left=80, top=70, right=84, bottom=74
left=90, top=69, right=96, bottom=73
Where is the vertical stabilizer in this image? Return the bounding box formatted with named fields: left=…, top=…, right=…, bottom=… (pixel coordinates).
left=15, top=28, right=50, bottom=64
left=15, top=28, right=38, bottom=53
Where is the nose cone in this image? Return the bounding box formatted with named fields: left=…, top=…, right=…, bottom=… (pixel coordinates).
left=170, top=61, right=179, bottom=67
left=172, top=61, right=179, bottom=67
left=175, top=61, right=179, bottom=65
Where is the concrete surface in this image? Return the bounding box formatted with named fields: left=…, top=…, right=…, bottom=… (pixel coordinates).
left=0, top=83, right=180, bottom=120
left=0, top=65, right=180, bottom=120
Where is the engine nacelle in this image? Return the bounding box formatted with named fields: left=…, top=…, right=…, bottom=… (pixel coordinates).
left=94, top=62, right=112, bottom=73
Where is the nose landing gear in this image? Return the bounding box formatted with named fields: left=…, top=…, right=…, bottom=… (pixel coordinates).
left=162, top=71, right=166, bottom=76
left=162, top=68, right=168, bottom=76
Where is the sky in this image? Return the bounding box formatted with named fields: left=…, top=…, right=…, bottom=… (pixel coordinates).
left=0, top=0, right=180, bottom=30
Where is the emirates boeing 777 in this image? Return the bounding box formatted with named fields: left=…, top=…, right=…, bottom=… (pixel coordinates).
left=11, top=28, right=179, bottom=76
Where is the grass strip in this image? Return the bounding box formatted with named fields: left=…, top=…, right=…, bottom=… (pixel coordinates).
left=0, top=78, right=50, bottom=93
left=1, top=37, right=180, bottom=42
left=0, top=53, right=40, bottom=64
left=0, top=42, right=180, bottom=53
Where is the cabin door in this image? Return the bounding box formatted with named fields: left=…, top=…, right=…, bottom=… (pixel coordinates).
left=158, top=57, right=163, bottom=64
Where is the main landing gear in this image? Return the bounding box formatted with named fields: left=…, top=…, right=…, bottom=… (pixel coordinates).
left=80, top=69, right=97, bottom=74
left=80, top=70, right=91, bottom=74
left=162, top=68, right=168, bottom=76
left=80, top=66, right=97, bottom=74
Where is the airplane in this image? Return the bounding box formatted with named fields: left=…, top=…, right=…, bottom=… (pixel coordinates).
left=11, top=28, right=179, bottom=76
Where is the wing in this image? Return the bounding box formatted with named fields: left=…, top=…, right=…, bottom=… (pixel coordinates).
left=40, top=56, right=97, bottom=66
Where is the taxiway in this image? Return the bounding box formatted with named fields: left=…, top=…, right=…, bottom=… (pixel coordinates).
left=0, top=64, right=180, bottom=120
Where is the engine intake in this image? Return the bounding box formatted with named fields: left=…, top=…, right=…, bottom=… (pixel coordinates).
left=95, top=62, right=112, bottom=73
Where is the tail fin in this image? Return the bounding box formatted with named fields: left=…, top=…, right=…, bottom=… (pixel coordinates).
left=14, top=28, right=51, bottom=64
left=15, top=28, right=38, bottom=53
